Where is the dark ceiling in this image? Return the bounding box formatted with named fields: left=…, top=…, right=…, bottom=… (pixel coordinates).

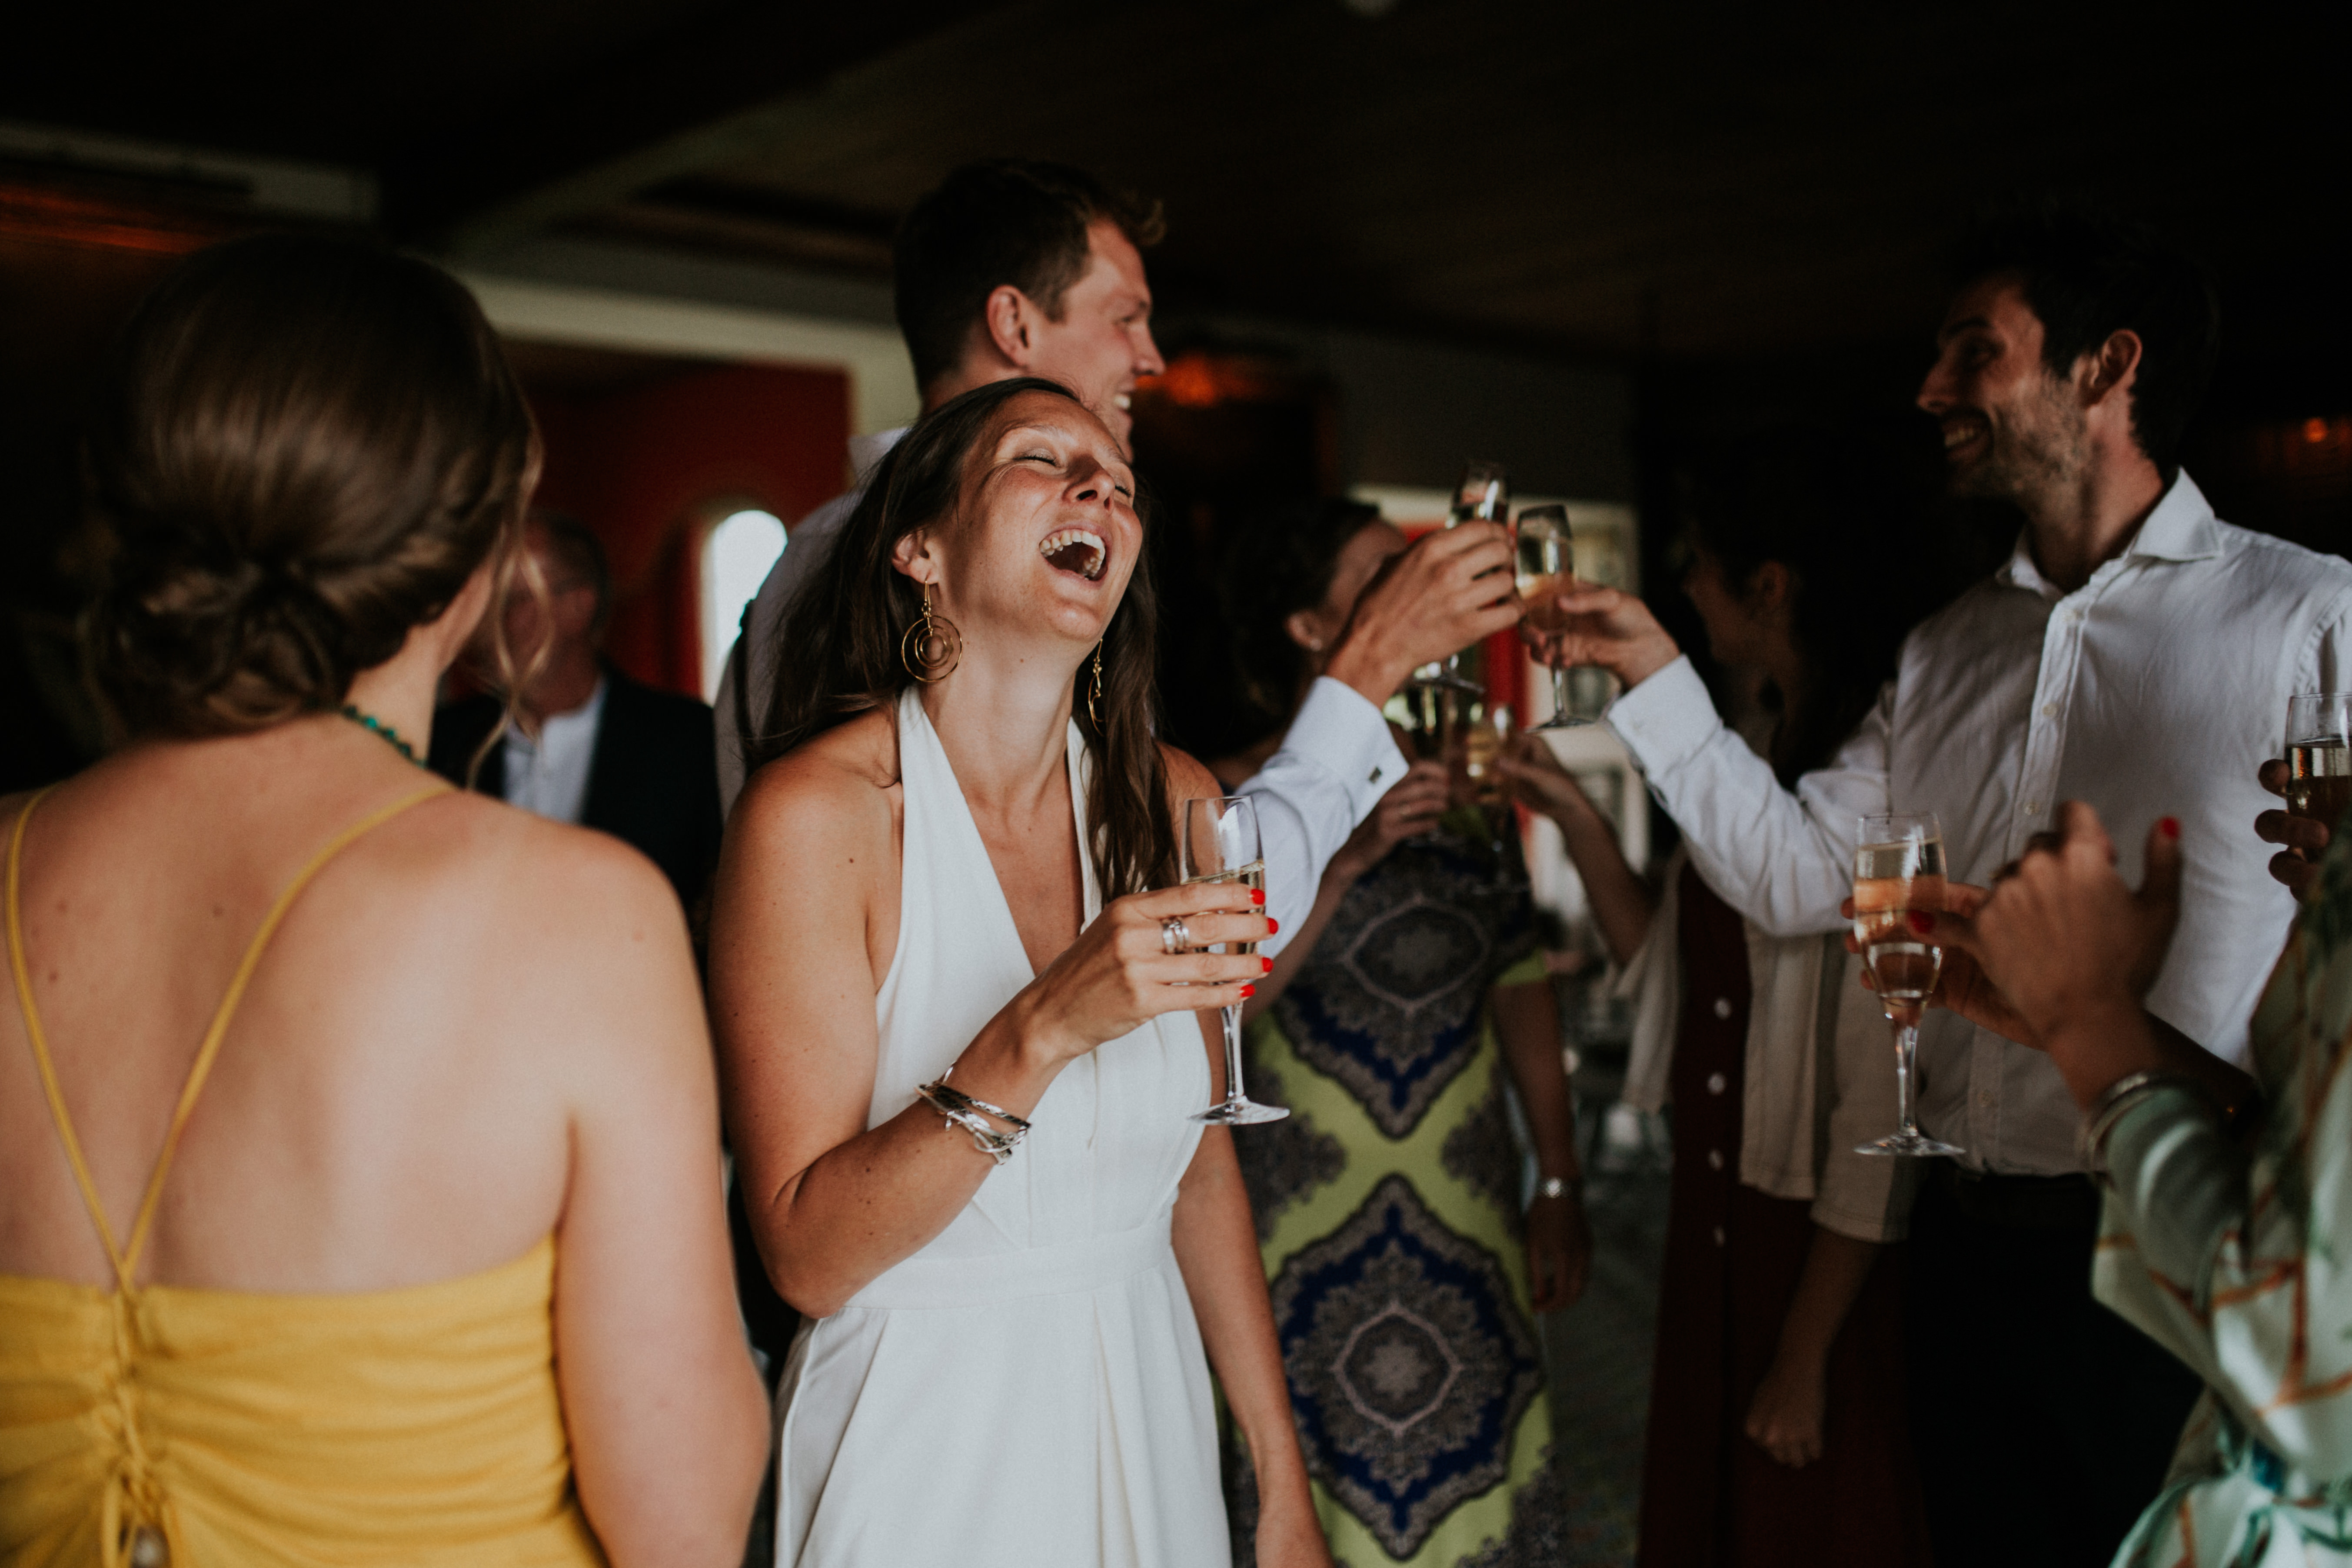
left=7, top=0, right=2350, bottom=366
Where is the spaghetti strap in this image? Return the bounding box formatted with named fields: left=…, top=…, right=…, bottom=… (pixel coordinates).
left=6, top=783, right=450, bottom=1292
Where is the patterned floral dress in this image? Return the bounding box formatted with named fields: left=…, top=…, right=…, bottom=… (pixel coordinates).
left=2095, top=834, right=2352, bottom=1565
left=1228, top=831, right=1566, bottom=1568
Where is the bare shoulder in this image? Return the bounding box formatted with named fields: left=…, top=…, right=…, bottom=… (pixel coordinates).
left=384, top=788, right=683, bottom=948
left=1158, top=744, right=1224, bottom=811
left=730, top=708, right=897, bottom=866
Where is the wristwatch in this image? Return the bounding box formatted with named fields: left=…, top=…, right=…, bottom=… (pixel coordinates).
left=1534, top=1175, right=1580, bottom=1202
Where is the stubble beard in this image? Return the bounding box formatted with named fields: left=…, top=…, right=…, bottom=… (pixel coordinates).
left=1949, top=374, right=2087, bottom=513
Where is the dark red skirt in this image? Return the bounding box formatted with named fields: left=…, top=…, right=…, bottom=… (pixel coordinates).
left=1634, top=865, right=1931, bottom=1568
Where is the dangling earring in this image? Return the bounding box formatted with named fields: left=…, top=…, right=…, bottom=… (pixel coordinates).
left=900, top=584, right=961, bottom=683
left=1086, top=639, right=1105, bottom=729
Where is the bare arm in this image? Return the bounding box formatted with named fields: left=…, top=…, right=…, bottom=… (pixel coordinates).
left=1742, top=1227, right=1880, bottom=1468
left=712, top=749, right=1269, bottom=1320
left=550, top=841, right=770, bottom=1567
left=1172, top=1022, right=1333, bottom=1568
left=1488, top=977, right=1590, bottom=1310
left=1246, top=759, right=1449, bottom=1019
left=1494, top=736, right=1653, bottom=967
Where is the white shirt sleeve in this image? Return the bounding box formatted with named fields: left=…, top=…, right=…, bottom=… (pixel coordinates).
left=1605, top=655, right=1889, bottom=938
left=1234, top=678, right=1411, bottom=954
left=716, top=494, right=860, bottom=817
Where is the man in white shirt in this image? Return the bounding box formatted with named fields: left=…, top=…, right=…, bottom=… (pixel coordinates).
left=716, top=160, right=1520, bottom=949
left=1549, top=209, right=2352, bottom=1566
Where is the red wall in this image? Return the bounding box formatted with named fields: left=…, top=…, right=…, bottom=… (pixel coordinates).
left=529, top=360, right=851, bottom=697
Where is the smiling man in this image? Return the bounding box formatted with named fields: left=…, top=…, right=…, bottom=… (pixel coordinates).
left=1547, top=206, right=2352, bottom=1565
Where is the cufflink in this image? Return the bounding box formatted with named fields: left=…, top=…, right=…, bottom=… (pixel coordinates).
left=1368, top=767, right=1384, bottom=784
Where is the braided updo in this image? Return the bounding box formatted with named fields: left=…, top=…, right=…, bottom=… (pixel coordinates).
left=83, top=234, right=538, bottom=737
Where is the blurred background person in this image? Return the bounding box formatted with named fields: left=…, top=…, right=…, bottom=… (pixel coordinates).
left=1206, top=497, right=1589, bottom=1568
left=429, top=509, right=722, bottom=917
left=0, top=236, right=765, bottom=1565
left=1503, top=432, right=1949, bottom=1567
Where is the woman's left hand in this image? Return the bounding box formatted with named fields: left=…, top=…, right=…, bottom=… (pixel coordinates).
left=1526, top=1190, right=1592, bottom=1312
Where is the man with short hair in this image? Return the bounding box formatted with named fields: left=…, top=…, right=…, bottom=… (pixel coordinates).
left=716, top=159, right=1518, bottom=948
left=431, top=512, right=723, bottom=912
left=1550, top=207, right=2352, bottom=1565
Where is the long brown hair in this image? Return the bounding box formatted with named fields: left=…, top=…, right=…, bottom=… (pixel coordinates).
left=752, top=377, right=1175, bottom=897
left=82, top=234, right=538, bottom=739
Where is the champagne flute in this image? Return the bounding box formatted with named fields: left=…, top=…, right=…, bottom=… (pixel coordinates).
left=1852, top=812, right=1965, bottom=1158
left=2285, top=692, right=2352, bottom=832
left=1409, top=459, right=1510, bottom=695
left=1181, top=797, right=1288, bottom=1125
left=1514, top=503, right=1587, bottom=730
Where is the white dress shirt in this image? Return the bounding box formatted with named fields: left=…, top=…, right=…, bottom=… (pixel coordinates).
left=712, top=430, right=1408, bottom=954
left=502, top=676, right=607, bottom=825
left=1605, top=473, right=2352, bottom=1176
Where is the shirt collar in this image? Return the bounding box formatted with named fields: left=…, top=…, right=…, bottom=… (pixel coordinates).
left=1993, top=469, right=2222, bottom=597
left=848, top=426, right=909, bottom=482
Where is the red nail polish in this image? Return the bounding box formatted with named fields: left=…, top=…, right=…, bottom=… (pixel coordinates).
left=1908, top=911, right=1934, bottom=934
left=1265, top=917, right=1281, bottom=935
left=2159, top=816, right=2181, bottom=839
left=1262, top=956, right=1274, bottom=972
left=1251, top=889, right=1265, bottom=906
left=1240, top=983, right=1256, bottom=998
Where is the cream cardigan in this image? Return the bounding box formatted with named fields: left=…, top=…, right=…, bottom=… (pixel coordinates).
left=1613, top=842, right=1913, bottom=1243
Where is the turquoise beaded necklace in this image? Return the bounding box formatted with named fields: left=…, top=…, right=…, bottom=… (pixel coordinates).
left=337, top=704, right=424, bottom=767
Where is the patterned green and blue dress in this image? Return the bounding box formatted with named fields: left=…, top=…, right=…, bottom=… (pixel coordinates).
left=1228, top=831, right=1566, bottom=1567
left=2097, top=833, right=2352, bottom=1565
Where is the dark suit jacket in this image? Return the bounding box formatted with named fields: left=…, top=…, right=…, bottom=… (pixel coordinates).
left=429, top=668, right=724, bottom=915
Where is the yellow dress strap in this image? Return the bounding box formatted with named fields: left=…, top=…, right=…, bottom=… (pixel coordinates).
left=6, top=782, right=450, bottom=1292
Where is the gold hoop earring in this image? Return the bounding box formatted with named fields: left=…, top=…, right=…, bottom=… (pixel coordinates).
left=900, top=585, right=961, bottom=683
left=1087, top=639, right=1105, bottom=729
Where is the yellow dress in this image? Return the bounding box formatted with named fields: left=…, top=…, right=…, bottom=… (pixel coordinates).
left=0, top=788, right=606, bottom=1568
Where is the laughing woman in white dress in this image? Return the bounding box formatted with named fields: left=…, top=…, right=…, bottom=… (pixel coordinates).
left=709, top=378, right=1331, bottom=1568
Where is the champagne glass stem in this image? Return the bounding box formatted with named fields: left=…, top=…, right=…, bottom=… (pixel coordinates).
left=1221, top=1004, right=1247, bottom=1105
left=1893, top=1019, right=1921, bottom=1140
left=1550, top=665, right=1569, bottom=726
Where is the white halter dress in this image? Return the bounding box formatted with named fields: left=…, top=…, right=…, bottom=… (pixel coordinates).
left=773, top=689, right=1228, bottom=1568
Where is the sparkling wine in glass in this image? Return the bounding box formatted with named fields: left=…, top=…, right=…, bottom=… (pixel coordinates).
left=1514, top=503, right=1587, bottom=730
left=1181, top=797, right=1287, bottom=1125
left=1852, top=812, right=1964, bottom=1159
left=1409, top=459, right=1510, bottom=696
left=2285, top=692, right=2352, bottom=834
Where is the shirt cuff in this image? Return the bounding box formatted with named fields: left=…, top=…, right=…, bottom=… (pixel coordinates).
left=1603, top=655, right=1722, bottom=778
left=1284, top=677, right=1410, bottom=822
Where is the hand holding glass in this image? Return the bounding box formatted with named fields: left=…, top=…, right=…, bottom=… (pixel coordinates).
left=1180, top=797, right=1287, bottom=1125
left=2285, top=692, right=2352, bottom=832
left=1410, top=459, right=1510, bottom=695
left=1513, top=504, right=1587, bottom=730
left=1853, top=812, right=1965, bottom=1158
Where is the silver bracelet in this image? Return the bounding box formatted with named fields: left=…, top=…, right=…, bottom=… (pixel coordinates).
left=916, top=1073, right=1029, bottom=1165
left=2077, top=1070, right=2208, bottom=1178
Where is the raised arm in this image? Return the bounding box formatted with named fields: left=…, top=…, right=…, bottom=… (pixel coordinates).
left=1549, top=586, right=1888, bottom=936
left=1238, top=522, right=1522, bottom=950
left=546, top=838, right=770, bottom=1568
left=710, top=751, right=1269, bottom=1320
left=1495, top=733, right=1653, bottom=967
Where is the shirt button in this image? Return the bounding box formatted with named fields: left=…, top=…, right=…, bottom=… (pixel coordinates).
left=1707, top=1148, right=1724, bottom=1171
left=1712, top=997, right=1734, bottom=1020
left=1713, top=1225, right=1727, bottom=1247
left=1977, top=1091, right=1996, bottom=1108
left=2024, top=802, right=2039, bottom=815
left=1706, top=1072, right=1727, bottom=1095
left=2041, top=703, right=2058, bottom=717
